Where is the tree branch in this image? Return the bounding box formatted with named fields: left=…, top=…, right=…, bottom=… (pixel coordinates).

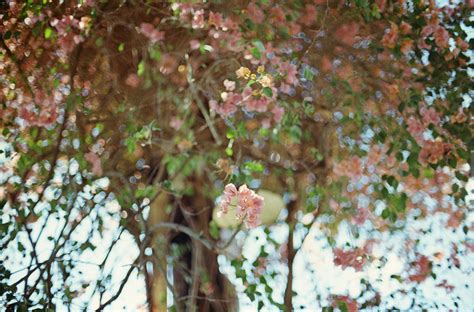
left=284, top=199, right=298, bottom=312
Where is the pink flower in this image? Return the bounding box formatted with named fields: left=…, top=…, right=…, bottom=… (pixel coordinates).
left=242, top=86, right=253, bottom=99
left=332, top=296, right=358, bottom=312
left=400, top=21, right=412, bottom=35
left=270, top=7, right=286, bottom=25
left=219, top=102, right=238, bottom=117
left=279, top=83, right=292, bottom=94
left=245, top=97, right=269, bottom=113
left=288, top=22, right=301, bottom=36
left=209, top=99, right=219, bottom=111
left=159, top=54, right=178, bottom=74
left=409, top=255, right=431, bottom=282
left=421, top=25, right=435, bottom=38
left=222, top=17, right=239, bottom=31
left=189, top=39, right=200, bottom=50
left=85, top=152, right=103, bottom=176
left=236, top=185, right=264, bottom=228
left=223, top=79, right=236, bottom=91
left=272, top=106, right=284, bottom=123
left=434, top=26, right=449, bottom=49
left=382, top=23, right=399, bottom=49
left=418, top=38, right=431, bottom=50
left=208, top=11, right=224, bottom=28
left=400, top=39, right=414, bottom=55
left=247, top=3, right=264, bottom=23
left=170, top=117, right=184, bottom=130
left=140, top=23, right=164, bottom=43
left=280, top=62, right=298, bottom=85
left=218, top=183, right=238, bottom=217
left=192, top=9, right=205, bottom=29
left=335, top=23, right=359, bottom=45
left=57, top=35, right=76, bottom=53
left=419, top=140, right=451, bottom=165
left=420, top=107, right=440, bottom=126
left=301, top=5, right=317, bottom=26
left=320, top=55, right=333, bottom=72
left=407, top=116, right=425, bottom=144
left=333, top=156, right=363, bottom=181
left=456, top=38, right=469, bottom=51
left=224, top=183, right=238, bottom=197
left=333, top=247, right=367, bottom=272
left=125, top=74, right=140, bottom=88
left=217, top=183, right=264, bottom=229
left=353, top=208, right=370, bottom=225
left=375, top=0, right=386, bottom=11
left=211, top=93, right=242, bottom=118
left=261, top=118, right=271, bottom=129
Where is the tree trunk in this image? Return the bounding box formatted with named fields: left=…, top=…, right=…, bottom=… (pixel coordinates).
left=284, top=200, right=298, bottom=312
left=148, top=177, right=237, bottom=312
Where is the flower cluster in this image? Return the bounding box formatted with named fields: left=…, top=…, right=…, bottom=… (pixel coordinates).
left=419, top=139, right=452, bottom=165
left=333, top=246, right=369, bottom=272
left=140, top=22, right=165, bottom=43
left=50, top=15, right=88, bottom=54
left=217, top=183, right=264, bottom=229
left=209, top=66, right=285, bottom=126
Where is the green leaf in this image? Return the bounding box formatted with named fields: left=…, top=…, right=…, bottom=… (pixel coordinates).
left=251, top=47, right=261, bottom=59
left=3, top=31, right=11, bottom=40
left=137, top=61, right=145, bottom=76
left=162, top=180, right=172, bottom=191
left=337, top=301, right=348, bottom=312
left=262, top=87, right=273, bottom=97
left=209, top=221, right=220, bottom=240
left=150, top=48, right=161, bottom=61
left=134, top=185, right=157, bottom=199
left=253, top=40, right=265, bottom=51
left=303, top=67, right=314, bottom=81
left=244, top=282, right=257, bottom=299
left=447, top=157, right=457, bottom=168
left=243, top=161, right=264, bottom=173
left=95, top=37, right=104, bottom=47
left=125, top=137, right=136, bottom=153
left=44, top=27, right=53, bottom=39
left=394, top=194, right=407, bottom=213
left=226, top=129, right=236, bottom=139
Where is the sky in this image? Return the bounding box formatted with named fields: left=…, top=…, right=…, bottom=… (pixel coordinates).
left=1, top=123, right=474, bottom=312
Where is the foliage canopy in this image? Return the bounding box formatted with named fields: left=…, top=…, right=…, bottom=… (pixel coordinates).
left=0, top=0, right=472, bottom=311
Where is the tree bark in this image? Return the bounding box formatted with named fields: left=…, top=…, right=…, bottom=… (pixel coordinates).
left=148, top=177, right=237, bottom=312
left=284, top=199, right=298, bottom=312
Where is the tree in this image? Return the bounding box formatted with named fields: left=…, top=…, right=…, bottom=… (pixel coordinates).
left=0, top=0, right=472, bottom=311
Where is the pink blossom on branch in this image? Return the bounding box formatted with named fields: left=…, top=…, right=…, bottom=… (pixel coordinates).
left=140, top=23, right=165, bottom=43
left=408, top=255, right=431, bottom=283
left=271, top=106, right=284, bottom=123
left=333, top=247, right=368, bottom=272
left=217, top=183, right=264, bottom=229
left=247, top=3, right=264, bottom=24
left=420, top=107, right=440, bottom=126
left=169, top=117, right=184, bottom=130
left=218, top=183, right=238, bottom=216
left=419, top=139, right=452, bottom=165
left=382, top=23, right=399, bottom=49
left=85, top=151, right=103, bottom=176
